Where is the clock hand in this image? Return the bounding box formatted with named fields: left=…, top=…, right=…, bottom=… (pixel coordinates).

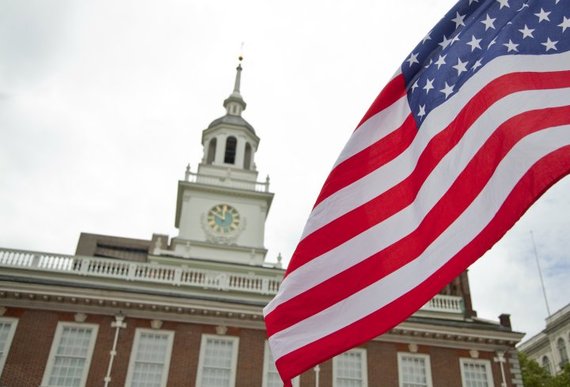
left=212, top=212, right=225, bottom=221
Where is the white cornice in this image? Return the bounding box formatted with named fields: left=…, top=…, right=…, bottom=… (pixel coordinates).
left=0, top=282, right=523, bottom=350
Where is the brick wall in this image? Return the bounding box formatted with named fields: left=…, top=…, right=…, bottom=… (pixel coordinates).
left=0, top=307, right=515, bottom=387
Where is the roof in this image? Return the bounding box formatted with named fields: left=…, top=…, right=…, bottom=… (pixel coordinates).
left=208, top=113, right=256, bottom=134
left=75, top=232, right=151, bottom=262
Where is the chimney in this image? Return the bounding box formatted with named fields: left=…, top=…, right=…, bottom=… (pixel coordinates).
left=499, top=313, right=511, bottom=329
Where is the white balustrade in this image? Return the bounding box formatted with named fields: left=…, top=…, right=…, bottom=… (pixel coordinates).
left=0, top=247, right=280, bottom=296
left=187, top=171, right=270, bottom=192
left=421, top=294, right=464, bottom=314
left=0, top=247, right=462, bottom=313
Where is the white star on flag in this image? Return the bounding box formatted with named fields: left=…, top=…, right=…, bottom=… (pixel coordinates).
left=535, top=8, right=551, bottom=22
left=497, top=0, right=510, bottom=9
left=406, top=52, right=420, bottom=67
left=435, top=55, right=447, bottom=69
left=471, top=59, right=482, bottom=71
left=542, top=37, right=558, bottom=51
left=440, top=82, right=454, bottom=98
left=467, top=35, right=482, bottom=51
left=504, top=39, right=519, bottom=52
left=481, top=14, right=497, bottom=30
left=417, top=104, right=426, bottom=118
left=423, top=78, right=435, bottom=94
left=518, top=24, right=535, bottom=38
left=559, top=16, right=570, bottom=32
left=452, top=12, right=466, bottom=28
left=439, top=35, right=452, bottom=49
left=453, top=58, right=469, bottom=75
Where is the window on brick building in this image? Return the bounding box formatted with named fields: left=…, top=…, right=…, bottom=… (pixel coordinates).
left=196, top=334, right=239, bottom=387
left=333, top=348, right=368, bottom=387
left=41, top=322, right=98, bottom=387
left=398, top=353, right=433, bottom=387
left=0, top=318, right=18, bottom=376
left=459, top=358, right=495, bottom=387
left=262, top=341, right=299, bottom=387
left=125, top=329, right=174, bottom=387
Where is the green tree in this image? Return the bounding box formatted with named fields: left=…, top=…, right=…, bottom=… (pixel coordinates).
left=519, top=352, right=570, bottom=387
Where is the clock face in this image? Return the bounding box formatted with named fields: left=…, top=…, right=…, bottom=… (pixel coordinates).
left=207, top=204, right=240, bottom=234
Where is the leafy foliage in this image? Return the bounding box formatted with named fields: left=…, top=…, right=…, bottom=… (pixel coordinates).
left=519, top=352, right=570, bottom=387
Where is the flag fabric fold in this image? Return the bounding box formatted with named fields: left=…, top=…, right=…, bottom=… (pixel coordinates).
left=264, top=0, right=570, bottom=384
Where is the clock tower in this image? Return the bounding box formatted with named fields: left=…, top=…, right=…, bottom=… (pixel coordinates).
left=168, top=58, right=274, bottom=266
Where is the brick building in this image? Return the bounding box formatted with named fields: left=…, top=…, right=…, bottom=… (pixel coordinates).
left=0, top=61, right=525, bottom=386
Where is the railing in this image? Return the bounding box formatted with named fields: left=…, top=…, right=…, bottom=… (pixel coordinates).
left=546, top=303, right=570, bottom=325
left=185, top=170, right=270, bottom=193
left=421, top=294, right=464, bottom=314
left=0, top=247, right=462, bottom=314
left=0, top=248, right=281, bottom=296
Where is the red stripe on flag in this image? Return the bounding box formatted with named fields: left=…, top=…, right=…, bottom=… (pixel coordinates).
left=274, top=146, right=570, bottom=381
left=356, top=74, right=407, bottom=129
left=265, top=105, right=570, bottom=337
left=285, top=70, right=570, bottom=277
left=313, top=115, right=417, bottom=208
left=314, top=70, right=570, bottom=209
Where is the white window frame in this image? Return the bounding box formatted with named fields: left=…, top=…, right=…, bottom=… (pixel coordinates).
left=397, top=352, right=433, bottom=387
left=41, top=322, right=99, bottom=387
left=541, top=355, right=552, bottom=375
left=124, top=328, right=175, bottom=387
left=459, top=358, right=495, bottom=387
left=262, top=341, right=299, bottom=387
left=333, top=347, right=368, bottom=387
left=0, top=317, right=18, bottom=376
left=196, top=334, right=239, bottom=387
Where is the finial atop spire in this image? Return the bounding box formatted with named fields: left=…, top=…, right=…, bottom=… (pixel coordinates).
left=233, top=55, right=243, bottom=93
left=224, top=52, right=247, bottom=115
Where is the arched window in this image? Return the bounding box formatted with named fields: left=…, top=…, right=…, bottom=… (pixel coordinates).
left=244, top=143, right=252, bottom=170
left=542, top=355, right=552, bottom=375
left=558, top=337, right=569, bottom=366
left=224, top=136, right=237, bottom=164
left=207, top=138, right=217, bottom=164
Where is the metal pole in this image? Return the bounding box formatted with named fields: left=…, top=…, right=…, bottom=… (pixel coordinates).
left=530, top=231, right=551, bottom=316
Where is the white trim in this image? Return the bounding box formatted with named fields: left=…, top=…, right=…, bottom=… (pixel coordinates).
left=196, top=334, right=239, bottom=387
left=262, top=341, right=299, bottom=387
left=41, top=322, right=98, bottom=387
left=397, top=352, right=433, bottom=387
left=124, top=328, right=174, bottom=387
left=333, top=347, right=368, bottom=387
left=0, top=317, right=18, bottom=377
left=459, top=358, right=495, bottom=387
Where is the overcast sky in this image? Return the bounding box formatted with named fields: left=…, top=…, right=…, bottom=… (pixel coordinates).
left=1, top=0, right=568, bottom=343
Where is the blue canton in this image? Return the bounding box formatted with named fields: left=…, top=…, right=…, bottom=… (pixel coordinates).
left=402, top=0, right=570, bottom=124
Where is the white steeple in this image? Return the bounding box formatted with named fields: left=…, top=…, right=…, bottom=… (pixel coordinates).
left=168, top=57, right=274, bottom=266
left=223, top=56, right=246, bottom=116
left=199, top=57, right=260, bottom=178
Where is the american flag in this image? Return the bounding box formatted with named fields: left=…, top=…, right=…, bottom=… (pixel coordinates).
left=264, top=0, right=570, bottom=384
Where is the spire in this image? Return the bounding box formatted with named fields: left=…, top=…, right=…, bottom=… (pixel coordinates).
left=224, top=56, right=247, bottom=116
left=233, top=56, right=243, bottom=93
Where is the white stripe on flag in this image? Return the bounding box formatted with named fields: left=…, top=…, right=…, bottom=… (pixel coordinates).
left=264, top=86, right=570, bottom=316
left=269, top=124, right=570, bottom=360
left=300, top=52, right=570, bottom=239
